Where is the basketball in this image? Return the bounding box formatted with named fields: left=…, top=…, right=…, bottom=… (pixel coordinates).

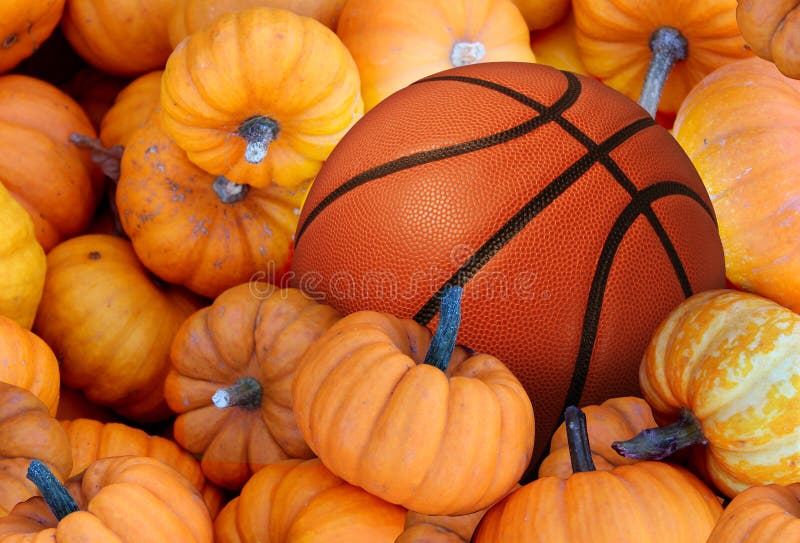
left=289, top=61, right=726, bottom=465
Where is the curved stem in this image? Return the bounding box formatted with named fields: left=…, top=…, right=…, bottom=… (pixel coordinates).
left=451, top=41, right=486, bottom=67
left=26, top=459, right=79, bottom=520
left=422, top=286, right=463, bottom=372
left=212, top=376, right=263, bottom=410
left=212, top=176, right=249, bottom=203
left=637, top=26, right=688, bottom=117
left=611, top=408, right=707, bottom=460
left=565, top=405, right=596, bottom=473
left=238, top=115, right=280, bottom=164
left=70, top=133, right=124, bottom=182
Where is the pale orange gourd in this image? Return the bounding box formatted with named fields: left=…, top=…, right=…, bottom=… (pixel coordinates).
left=706, top=483, right=800, bottom=542
left=737, top=0, right=800, bottom=79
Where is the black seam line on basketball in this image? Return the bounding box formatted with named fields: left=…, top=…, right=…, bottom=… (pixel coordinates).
left=412, top=115, right=655, bottom=326
left=293, top=73, right=583, bottom=246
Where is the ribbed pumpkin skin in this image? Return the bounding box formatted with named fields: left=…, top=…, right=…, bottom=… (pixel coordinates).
left=160, top=7, right=364, bottom=189
left=673, top=57, right=800, bottom=314
left=292, top=310, right=535, bottom=516
left=473, top=461, right=723, bottom=542
left=706, top=483, right=800, bottom=542
left=336, top=0, right=536, bottom=111
left=213, top=458, right=406, bottom=543
left=0, top=383, right=72, bottom=517
left=737, top=0, right=800, bottom=79
left=165, top=283, right=340, bottom=490
left=640, top=289, right=800, bottom=497
left=0, top=0, right=65, bottom=74
left=572, top=0, right=753, bottom=114
left=99, top=70, right=163, bottom=148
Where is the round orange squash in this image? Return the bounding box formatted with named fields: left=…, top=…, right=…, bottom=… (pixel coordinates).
left=737, top=0, right=800, bottom=79
left=99, top=70, right=162, bottom=149
left=62, top=67, right=130, bottom=132
left=510, top=0, right=570, bottom=30
left=673, top=57, right=800, bottom=313
left=0, top=0, right=66, bottom=74
left=528, top=9, right=588, bottom=75
left=706, top=483, right=800, bottom=542
left=395, top=509, right=494, bottom=543
left=160, top=6, right=364, bottom=189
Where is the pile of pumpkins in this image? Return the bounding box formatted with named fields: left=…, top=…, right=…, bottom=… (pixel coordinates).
left=1, top=0, right=798, bottom=541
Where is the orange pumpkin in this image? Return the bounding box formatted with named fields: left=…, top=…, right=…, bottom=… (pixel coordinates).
left=528, top=9, right=588, bottom=75
left=511, top=0, right=570, bottom=30
left=160, top=6, right=364, bottom=189
left=0, top=74, right=103, bottom=251
left=672, top=57, right=800, bottom=313
left=165, top=282, right=339, bottom=490
left=572, top=0, right=753, bottom=116
left=213, top=458, right=406, bottom=543
left=337, top=0, right=536, bottom=111
left=0, top=382, right=72, bottom=517
left=55, top=385, right=119, bottom=423
left=396, top=509, right=495, bottom=543
left=706, top=483, right=800, bottom=542
left=62, top=67, right=130, bottom=131
left=737, top=0, right=800, bottom=79
left=33, top=234, right=204, bottom=422
left=99, top=70, right=162, bottom=149
left=0, top=0, right=65, bottom=74
left=613, top=289, right=800, bottom=498
left=292, top=287, right=535, bottom=516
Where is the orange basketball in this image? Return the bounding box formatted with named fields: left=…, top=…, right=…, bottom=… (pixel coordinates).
left=289, top=62, right=725, bottom=466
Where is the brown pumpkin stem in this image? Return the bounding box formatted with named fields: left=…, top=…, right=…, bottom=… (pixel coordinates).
left=451, top=41, right=486, bottom=67
left=238, top=115, right=280, bottom=165
left=212, top=176, right=250, bottom=203
left=638, top=26, right=688, bottom=117
left=212, top=376, right=263, bottom=410
left=69, top=133, right=124, bottom=182
left=26, top=459, right=79, bottom=520
left=611, top=407, right=707, bottom=460
left=423, top=285, right=463, bottom=372
left=564, top=405, right=596, bottom=473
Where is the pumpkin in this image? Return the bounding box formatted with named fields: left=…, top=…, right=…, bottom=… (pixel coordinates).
left=0, top=456, right=213, bottom=542
left=572, top=0, right=753, bottom=117
left=59, top=418, right=225, bottom=518
left=0, top=315, right=59, bottom=416
left=0, top=0, right=65, bottom=74
left=706, top=483, right=800, bottom=542
left=528, top=9, right=589, bottom=75
left=538, top=396, right=658, bottom=478
left=0, top=182, right=45, bottom=330
left=0, top=382, right=72, bottom=517
left=473, top=406, right=723, bottom=542
left=167, top=0, right=348, bottom=47
left=737, top=0, right=800, bottom=79
left=336, top=0, right=536, bottom=111
left=56, top=385, right=119, bottom=423
left=292, top=286, right=535, bottom=516
left=160, top=6, right=363, bottom=189
left=213, top=458, right=406, bottom=543
left=672, top=57, right=800, bottom=313
left=165, top=282, right=340, bottom=490
left=62, top=67, right=130, bottom=131
left=612, top=289, right=800, bottom=498
left=99, top=70, right=162, bottom=149
left=395, top=508, right=495, bottom=543
left=0, top=74, right=103, bottom=251
left=33, top=234, right=204, bottom=422
left=511, top=0, right=570, bottom=30
left=60, top=0, right=175, bottom=77
left=116, top=115, right=308, bottom=298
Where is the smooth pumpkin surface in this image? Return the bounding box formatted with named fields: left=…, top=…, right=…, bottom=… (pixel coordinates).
left=706, top=483, right=800, bottom=541
left=737, top=0, right=800, bottom=79
left=98, top=70, right=162, bottom=149
left=510, top=0, right=570, bottom=30
left=673, top=57, right=800, bottom=313
left=0, top=0, right=65, bottom=74
left=528, top=9, right=588, bottom=75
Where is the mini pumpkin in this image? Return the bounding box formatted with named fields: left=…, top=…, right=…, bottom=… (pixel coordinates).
left=511, top=0, right=571, bottom=30
left=292, top=286, right=535, bottom=516
left=99, top=70, right=163, bottom=149
left=395, top=508, right=497, bottom=543
left=529, top=9, right=589, bottom=75
left=736, top=0, right=800, bottom=79
left=0, top=0, right=65, bottom=74
left=706, top=483, right=800, bottom=542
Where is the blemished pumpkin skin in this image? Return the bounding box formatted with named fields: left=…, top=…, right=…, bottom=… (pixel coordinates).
left=510, top=0, right=570, bottom=30
left=672, top=57, right=800, bottom=314
left=213, top=458, right=407, bottom=543
left=737, top=0, right=800, bottom=79
left=336, top=0, right=536, bottom=112
left=706, top=483, right=800, bottom=542
left=538, top=396, right=658, bottom=478
left=0, top=0, right=65, bottom=74
left=292, top=287, right=535, bottom=516
left=33, top=234, right=205, bottom=423
left=0, top=382, right=72, bottom=517
left=617, top=289, right=800, bottom=498
left=59, top=418, right=225, bottom=518
left=167, top=0, right=348, bottom=47
left=0, top=456, right=214, bottom=542
left=0, top=182, right=45, bottom=330
left=60, top=0, right=175, bottom=77
left=160, top=6, right=364, bottom=189
left=165, top=282, right=340, bottom=490
left=0, top=315, right=59, bottom=416
left=572, top=0, right=753, bottom=116
left=0, top=74, right=103, bottom=251
left=99, top=70, right=162, bottom=149
left=117, top=116, right=308, bottom=299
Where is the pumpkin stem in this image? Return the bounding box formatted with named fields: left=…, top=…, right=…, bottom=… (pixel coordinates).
left=26, top=459, right=79, bottom=520
left=637, top=26, right=688, bottom=117
left=611, top=407, right=707, bottom=460
left=565, top=405, right=596, bottom=473
left=451, top=41, right=486, bottom=67
left=212, top=376, right=263, bottom=410
left=422, top=286, right=463, bottom=372
left=70, top=133, right=124, bottom=182
left=212, top=176, right=250, bottom=203
left=238, top=115, right=280, bottom=165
